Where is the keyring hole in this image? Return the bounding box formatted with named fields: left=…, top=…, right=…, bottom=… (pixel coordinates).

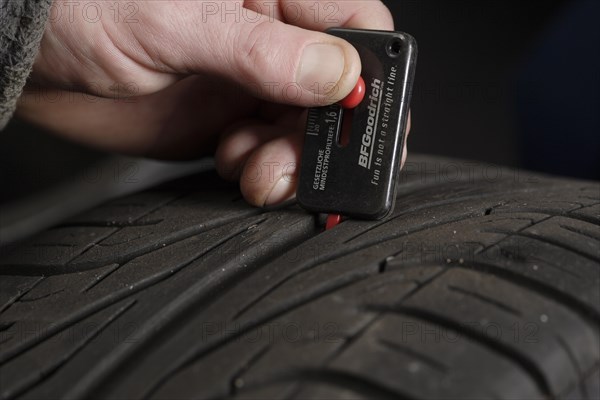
left=387, top=39, right=403, bottom=57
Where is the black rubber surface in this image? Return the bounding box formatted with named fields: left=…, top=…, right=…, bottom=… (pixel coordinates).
left=0, top=155, right=599, bottom=400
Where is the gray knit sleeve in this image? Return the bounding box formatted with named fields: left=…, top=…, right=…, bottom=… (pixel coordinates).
left=1, top=0, right=52, bottom=129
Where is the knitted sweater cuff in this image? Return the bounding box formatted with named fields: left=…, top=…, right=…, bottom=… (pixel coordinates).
left=0, top=0, right=53, bottom=129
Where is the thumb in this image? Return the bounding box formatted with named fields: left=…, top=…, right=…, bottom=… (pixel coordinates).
left=156, top=7, right=361, bottom=106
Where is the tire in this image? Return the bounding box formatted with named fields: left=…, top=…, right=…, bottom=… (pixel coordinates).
left=0, top=154, right=598, bottom=400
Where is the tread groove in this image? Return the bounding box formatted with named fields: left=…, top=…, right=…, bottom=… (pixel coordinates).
left=0, top=277, right=45, bottom=314
left=64, top=192, right=196, bottom=265
left=371, top=305, right=552, bottom=398
left=455, top=263, right=600, bottom=324
left=337, top=267, right=448, bottom=355
left=80, top=264, right=121, bottom=293
left=487, top=229, right=600, bottom=263
left=511, top=254, right=585, bottom=280
left=60, top=221, right=164, bottom=228
left=556, top=335, right=587, bottom=399
left=345, top=200, right=493, bottom=244
left=0, top=223, right=253, bottom=366
left=342, top=212, right=531, bottom=258
left=559, top=224, right=600, bottom=242
left=495, top=208, right=599, bottom=225
left=18, top=288, right=65, bottom=303
left=447, top=284, right=522, bottom=316
left=229, top=344, right=272, bottom=397
left=145, top=275, right=376, bottom=399
left=377, top=338, right=448, bottom=373
left=1, top=299, right=137, bottom=400
left=64, top=217, right=316, bottom=400
left=475, top=216, right=552, bottom=256
left=75, top=210, right=264, bottom=267
left=265, top=369, right=416, bottom=400
left=231, top=246, right=381, bottom=322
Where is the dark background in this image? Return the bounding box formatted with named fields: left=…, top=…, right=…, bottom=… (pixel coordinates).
left=385, top=0, right=598, bottom=177
left=388, top=0, right=563, bottom=166
left=1, top=0, right=598, bottom=207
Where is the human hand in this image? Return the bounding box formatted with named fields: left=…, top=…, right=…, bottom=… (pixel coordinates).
left=17, top=0, right=407, bottom=207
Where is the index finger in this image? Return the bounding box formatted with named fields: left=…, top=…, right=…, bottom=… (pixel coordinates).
left=244, top=0, right=394, bottom=31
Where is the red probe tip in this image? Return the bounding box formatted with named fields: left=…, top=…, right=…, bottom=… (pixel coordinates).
left=326, top=214, right=343, bottom=230
left=339, top=76, right=366, bottom=109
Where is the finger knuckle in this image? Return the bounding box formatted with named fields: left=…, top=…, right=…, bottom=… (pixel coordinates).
left=234, top=20, right=279, bottom=81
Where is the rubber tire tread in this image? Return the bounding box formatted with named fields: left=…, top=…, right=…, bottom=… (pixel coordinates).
left=0, top=155, right=599, bottom=400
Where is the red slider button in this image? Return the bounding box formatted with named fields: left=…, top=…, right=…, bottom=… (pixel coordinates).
left=339, top=76, right=365, bottom=109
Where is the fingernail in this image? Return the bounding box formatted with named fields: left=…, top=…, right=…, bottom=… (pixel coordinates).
left=264, top=176, right=296, bottom=206
left=297, top=43, right=346, bottom=94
